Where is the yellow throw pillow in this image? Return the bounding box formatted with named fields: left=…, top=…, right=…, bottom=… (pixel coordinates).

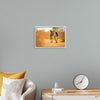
left=0, top=71, right=26, bottom=96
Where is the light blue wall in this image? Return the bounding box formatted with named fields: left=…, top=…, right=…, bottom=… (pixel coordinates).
left=0, top=0, right=100, bottom=99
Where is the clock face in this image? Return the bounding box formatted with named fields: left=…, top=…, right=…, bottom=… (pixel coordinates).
left=73, top=74, right=89, bottom=89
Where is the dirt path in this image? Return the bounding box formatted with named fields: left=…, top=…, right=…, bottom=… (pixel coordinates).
left=41, top=39, right=65, bottom=47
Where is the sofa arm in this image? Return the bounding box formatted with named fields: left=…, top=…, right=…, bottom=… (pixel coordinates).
left=21, top=79, right=36, bottom=100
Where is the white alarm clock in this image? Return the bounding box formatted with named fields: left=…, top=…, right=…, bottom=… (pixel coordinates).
left=73, top=74, right=89, bottom=90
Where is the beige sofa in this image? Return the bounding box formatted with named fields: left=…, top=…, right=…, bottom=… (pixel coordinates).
left=21, top=79, right=36, bottom=100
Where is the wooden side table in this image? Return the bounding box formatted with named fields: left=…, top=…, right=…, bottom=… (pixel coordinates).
left=42, top=89, right=100, bottom=100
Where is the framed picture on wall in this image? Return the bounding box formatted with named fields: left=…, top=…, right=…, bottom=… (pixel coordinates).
left=35, top=26, right=66, bottom=48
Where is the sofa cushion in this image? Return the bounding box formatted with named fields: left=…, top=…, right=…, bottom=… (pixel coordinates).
left=0, top=71, right=26, bottom=96
left=1, top=77, right=25, bottom=100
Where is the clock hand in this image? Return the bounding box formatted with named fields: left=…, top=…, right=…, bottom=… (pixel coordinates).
left=76, top=76, right=85, bottom=85
left=80, top=76, right=85, bottom=83
left=81, top=76, right=85, bottom=83
left=76, top=82, right=81, bottom=85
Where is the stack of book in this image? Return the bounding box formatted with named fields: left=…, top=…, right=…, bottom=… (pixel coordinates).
left=52, top=88, right=66, bottom=93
